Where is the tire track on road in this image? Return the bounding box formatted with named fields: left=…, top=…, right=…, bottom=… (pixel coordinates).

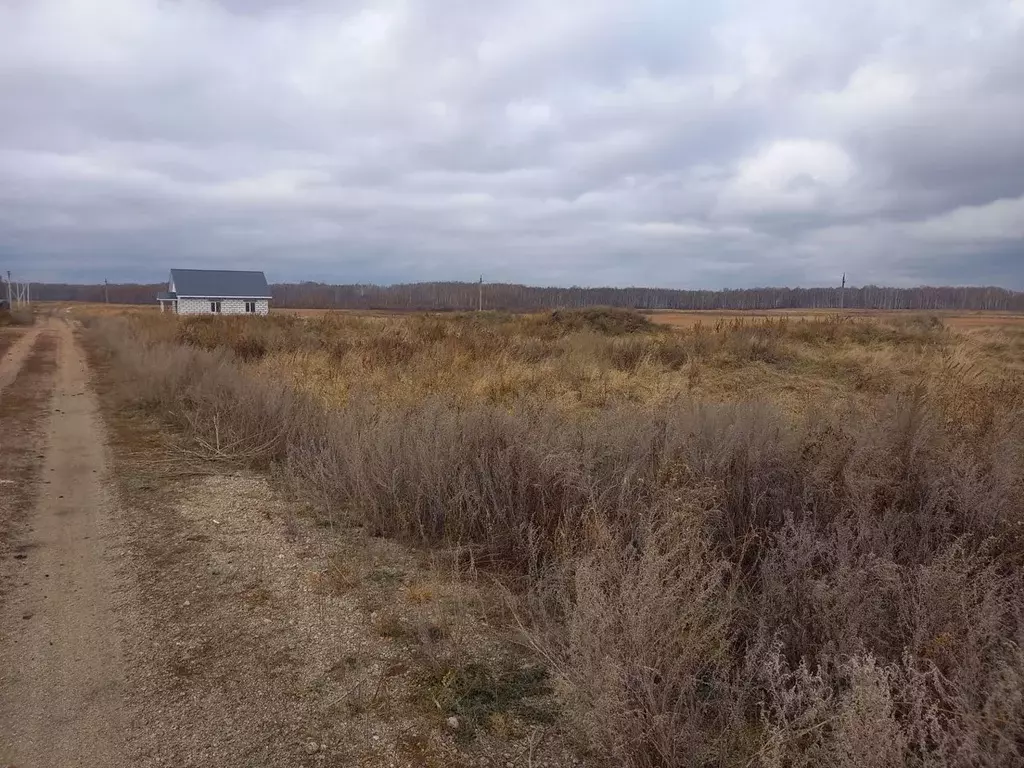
left=0, top=319, right=129, bottom=768
left=0, top=325, right=42, bottom=399
left=0, top=329, right=57, bottom=560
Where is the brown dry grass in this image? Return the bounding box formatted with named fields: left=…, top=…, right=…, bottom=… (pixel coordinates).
left=0, top=332, right=59, bottom=559
left=107, top=308, right=1009, bottom=422
left=39, top=301, right=158, bottom=317
left=0, top=307, right=35, bottom=327
left=83, top=307, right=1024, bottom=768
left=647, top=308, right=1024, bottom=331
left=82, top=327, right=576, bottom=766
left=0, top=330, right=18, bottom=359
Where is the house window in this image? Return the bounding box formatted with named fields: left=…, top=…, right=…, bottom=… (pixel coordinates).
left=211, top=301, right=222, bottom=314
left=245, top=301, right=256, bottom=313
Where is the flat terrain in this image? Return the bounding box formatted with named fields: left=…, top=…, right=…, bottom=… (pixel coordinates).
left=645, top=307, right=1024, bottom=331
left=286, top=306, right=1024, bottom=334
left=3, top=305, right=1024, bottom=767
left=0, top=326, right=42, bottom=396
left=40, top=300, right=1024, bottom=331
left=1, top=315, right=575, bottom=767
left=0, top=318, right=128, bottom=767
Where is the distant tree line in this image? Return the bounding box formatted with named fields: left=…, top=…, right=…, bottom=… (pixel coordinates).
left=24, top=280, right=1024, bottom=312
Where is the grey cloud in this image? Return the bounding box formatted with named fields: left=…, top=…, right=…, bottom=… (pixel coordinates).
left=0, top=0, right=1022, bottom=289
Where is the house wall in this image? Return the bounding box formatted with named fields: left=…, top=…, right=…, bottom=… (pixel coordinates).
left=177, top=298, right=270, bottom=316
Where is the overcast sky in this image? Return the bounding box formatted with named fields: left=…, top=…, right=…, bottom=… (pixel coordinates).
left=1, top=0, right=1022, bottom=288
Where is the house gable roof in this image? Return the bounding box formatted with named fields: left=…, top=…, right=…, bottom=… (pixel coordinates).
left=170, top=269, right=271, bottom=298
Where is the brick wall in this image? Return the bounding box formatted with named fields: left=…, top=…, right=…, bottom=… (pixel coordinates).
left=177, top=298, right=269, bottom=316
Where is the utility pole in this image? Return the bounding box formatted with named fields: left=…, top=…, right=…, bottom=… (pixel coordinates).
left=839, top=272, right=846, bottom=310
left=478, top=275, right=483, bottom=312
left=104, top=278, right=109, bottom=304
left=4, top=272, right=31, bottom=308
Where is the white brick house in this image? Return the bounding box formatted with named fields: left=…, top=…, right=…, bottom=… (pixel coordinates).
left=157, top=269, right=272, bottom=315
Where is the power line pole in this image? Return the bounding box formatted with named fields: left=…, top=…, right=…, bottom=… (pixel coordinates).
left=105, top=278, right=109, bottom=304
left=839, top=272, right=846, bottom=310
left=478, top=275, right=483, bottom=312
left=4, top=272, right=32, bottom=308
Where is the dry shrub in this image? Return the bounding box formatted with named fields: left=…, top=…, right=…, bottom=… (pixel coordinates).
left=231, top=334, right=268, bottom=361
left=89, top=316, right=310, bottom=468
left=86, top=311, right=1024, bottom=767
left=531, top=505, right=744, bottom=767
left=0, top=307, right=34, bottom=326
left=604, top=336, right=655, bottom=371
left=360, top=329, right=418, bottom=366
left=163, top=313, right=383, bottom=361
left=511, top=336, right=560, bottom=364
left=119, top=310, right=959, bottom=414
left=723, top=331, right=789, bottom=364
left=290, top=399, right=593, bottom=570
left=540, top=307, right=658, bottom=336
left=784, top=314, right=947, bottom=349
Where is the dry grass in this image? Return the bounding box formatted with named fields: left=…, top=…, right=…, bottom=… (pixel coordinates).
left=0, top=332, right=59, bottom=557
left=106, top=308, right=997, bottom=421
left=84, top=307, right=1024, bottom=767
left=0, top=330, right=18, bottom=359
left=648, top=308, right=1024, bottom=332
left=0, top=307, right=35, bottom=327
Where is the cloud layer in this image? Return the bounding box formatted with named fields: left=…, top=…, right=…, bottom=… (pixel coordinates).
left=1, top=0, right=1022, bottom=287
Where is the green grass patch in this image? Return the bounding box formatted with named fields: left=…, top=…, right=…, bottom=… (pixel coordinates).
left=420, top=659, right=556, bottom=742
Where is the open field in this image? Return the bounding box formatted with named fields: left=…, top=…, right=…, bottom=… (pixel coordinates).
left=2, top=305, right=1023, bottom=764
left=38, top=299, right=1024, bottom=329
left=2, top=315, right=584, bottom=766
left=90, top=305, right=1024, bottom=423
left=50, top=305, right=1022, bottom=767
left=286, top=305, right=1024, bottom=332
left=646, top=307, right=1024, bottom=331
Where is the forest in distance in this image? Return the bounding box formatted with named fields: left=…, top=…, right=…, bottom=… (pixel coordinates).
left=23, top=279, right=1024, bottom=312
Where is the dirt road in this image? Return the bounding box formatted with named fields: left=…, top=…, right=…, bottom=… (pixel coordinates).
left=0, top=325, right=41, bottom=399
left=0, top=317, right=576, bottom=768
left=0, top=318, right=128, bottom=767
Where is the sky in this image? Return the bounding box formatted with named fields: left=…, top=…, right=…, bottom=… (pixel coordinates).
left=0, top=0, right=1022, bottom=288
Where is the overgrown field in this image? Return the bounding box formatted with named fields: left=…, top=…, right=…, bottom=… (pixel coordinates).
left=87, top=308, right=1024, bottom=767
left=0, top=307, right=34, bottom=327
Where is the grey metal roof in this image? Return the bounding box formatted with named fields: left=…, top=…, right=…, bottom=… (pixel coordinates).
left=156, top=291, right=176, bottom=300
left=170, top=269, right=271, bottom=298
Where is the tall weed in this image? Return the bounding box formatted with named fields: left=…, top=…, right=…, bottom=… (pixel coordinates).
left=85, top=312, right=1024, bottom=767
